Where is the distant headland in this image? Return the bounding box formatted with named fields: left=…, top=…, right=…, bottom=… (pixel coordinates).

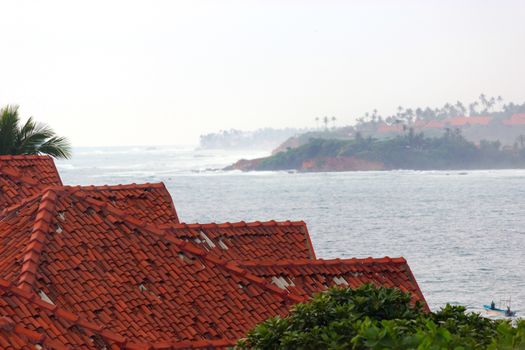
left=224, top=95, right=525, bottom=172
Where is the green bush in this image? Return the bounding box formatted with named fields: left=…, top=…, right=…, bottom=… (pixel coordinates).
left=237, top=284, right=525, bottom=349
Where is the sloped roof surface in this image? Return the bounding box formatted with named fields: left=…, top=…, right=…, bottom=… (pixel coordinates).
left=162, top=221, right=316, bottom=261
left=240, top=257, right=428, bottom=310
left=71, top=183, right=179, bottom=224
left=0, top=278, right=236, bottom=349
left=0, top=155, right=62, bottom=212
left=0, top=187, right=302, bottom=344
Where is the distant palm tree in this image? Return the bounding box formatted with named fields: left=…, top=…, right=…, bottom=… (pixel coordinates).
left=315, top=117, right=320, bottom=129
left=455, top=101, right=466, bottom=116
left=0, top=105, right=71, bottom=159
left=331, top=116, right=336, bottom=129
left=323, top=116, right=329, bottom=130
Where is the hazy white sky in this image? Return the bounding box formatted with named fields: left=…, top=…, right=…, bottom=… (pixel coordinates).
left=1, top=0, right=524, bottom=146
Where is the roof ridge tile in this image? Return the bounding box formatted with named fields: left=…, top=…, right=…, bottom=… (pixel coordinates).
left=17, top=188, right=58, bottom=291
left=239, top=256, right=407, bottom=268
left=169, top=220, right=306, bottom=230
left=0, top=154, right=52, bottom=160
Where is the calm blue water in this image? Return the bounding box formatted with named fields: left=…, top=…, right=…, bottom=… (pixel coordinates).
left=56, top=146, right=525, bottom=315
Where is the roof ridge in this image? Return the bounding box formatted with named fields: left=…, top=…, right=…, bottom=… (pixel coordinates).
left=49, top=156, right=63, bottom=186
left=160, top=219, right=307, bottom=230
left=400, top=261, right=430, bottom=312
left=17, top=188, right=59, bottom=291
left=70, top=192, right=305, bottom=303
left=58, top=182, right=166, bottom=192
left=0, top=155, right=53, bottom=160
left=159, top=181, right=180, bottom=223
left=239, top=256, right=407, bottom=267
left=1, top=277, right=236, bottom=349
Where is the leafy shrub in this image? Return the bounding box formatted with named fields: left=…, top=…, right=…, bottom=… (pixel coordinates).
left=237, top=284, right=525, bottom=349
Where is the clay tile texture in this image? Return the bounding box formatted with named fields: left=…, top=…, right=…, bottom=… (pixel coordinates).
left=66, top=183, right=180, bottom=225
left=0, top=156, right=429, bottom=348
left=239, top=258, right=429, bottom=311
left=164, top=220, right=316, bottom=262
left=0, top=155, right=62, bottom=212
left=0, top=189, right=297, bottom=347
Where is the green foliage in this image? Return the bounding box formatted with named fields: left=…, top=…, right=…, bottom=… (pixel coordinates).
left=0, top=105, right=71, bottom=159
left=256, top=129, right=525, bottom=171
left=237, top=284, right=525, bottom=350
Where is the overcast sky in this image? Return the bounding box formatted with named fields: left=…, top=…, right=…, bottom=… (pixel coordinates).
left=1, top=0, right=524, bottom=146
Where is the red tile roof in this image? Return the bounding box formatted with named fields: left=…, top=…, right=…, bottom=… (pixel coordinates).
left=68, top=183, right=179, bottom=224
left=445, top=116, right=491, bottom=126
left=414, top=119, right=445, bottom=129
left=0, top=187, right=303, bottom=344
left=503, top=113, right=525, bottom=125
left=0, top=157, right=430, bottom=347
left=161, top=220, right=316, bottom=261
left=240, top=257, right=429, bottom=311
left=0, top=155, right=62, bottom=212
left=0, top=277, right=236, bottom=349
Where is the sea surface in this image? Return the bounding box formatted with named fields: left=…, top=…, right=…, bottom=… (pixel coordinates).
left=56, top=145, right=525, bottom=316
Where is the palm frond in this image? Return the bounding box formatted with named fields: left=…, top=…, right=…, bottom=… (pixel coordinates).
left=0, top=105, right=72, bottom=159
left=0, top=105, right=21, bottom=155
left=37, top=136, right=72, bottom=159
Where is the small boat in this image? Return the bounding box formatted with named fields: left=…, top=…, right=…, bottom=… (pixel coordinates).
left=484, top=299, right=516, bottom=317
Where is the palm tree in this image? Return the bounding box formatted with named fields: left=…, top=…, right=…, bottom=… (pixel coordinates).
left=455, top=101, right=466, bottom=116
left=0, top=105, right=71, bottom=159
left=322, top=116, right=329, bottom=130
left=331, top=116, right=336, bottom=129
left=315, top=117, right=320, bottom=129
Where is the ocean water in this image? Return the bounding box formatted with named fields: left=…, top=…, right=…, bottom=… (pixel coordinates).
left=56, top=145, right=525, bottom=315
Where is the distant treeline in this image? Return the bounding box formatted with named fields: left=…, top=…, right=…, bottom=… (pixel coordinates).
left=356, top=94, right=525, bottom=125
left=199, top=128, right=307, bottom=150
left=253, top=129, right=525, bottom=171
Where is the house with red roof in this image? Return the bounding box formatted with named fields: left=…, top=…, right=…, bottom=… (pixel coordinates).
left=0, top=156, right=429, bottom=349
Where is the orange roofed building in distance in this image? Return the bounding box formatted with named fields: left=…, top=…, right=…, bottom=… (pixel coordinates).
left=503, top=113, right=525, bottom=125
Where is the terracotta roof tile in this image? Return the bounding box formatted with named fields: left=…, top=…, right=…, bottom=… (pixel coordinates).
left=0, top=277, right=236, bottom=349
left=67, top=183, right=179, bottom=224
left=0, top=188, right=300, bottom=345
left=239, top=257, right=429, bottom=311
left=161, top=220, right=316, bottom=262
left=0, top=155, right=62, bottom=212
